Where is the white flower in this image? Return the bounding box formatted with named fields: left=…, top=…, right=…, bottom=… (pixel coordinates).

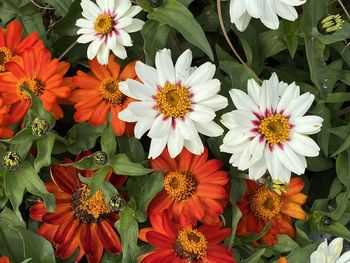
left=220, top=73, right=323, bottom=183
left=229, top=0, right=306, bottom=32
left=310, top=238, right=350, bottom=263
left=76, top=0, right=144, bottom=64
left=118, top=49, right=228, bottom=159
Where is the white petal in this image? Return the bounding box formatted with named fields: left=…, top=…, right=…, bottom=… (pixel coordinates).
left=221, top=112, right=238, bottom=129
left=148, top=115, right=172, bottom=138
left=155, top=49, right=175, bottom=85
left=200, top=95, right=228, bottom=111
left=184, top=62, right=216, bottom=87
left=232, top=110, right=256, bottom=129
left=76, top=18, right=94, bottom=29
left=246, top=0, right=262, bottom=18
left=149, top=136, right=168, bottom=159
left=188, top=104, right=215, bottom=123
left=111, top=42, right=127, bottom=59
left=136, top=62, right=159, bottom=89
left=127, top=101, right=157, bottom=118
left=337, top=251, right=350, bottom=263
left=97, top=0, right=110, bottom=11
left=249, top=158, right=267, bottom=180
left=229, top=89, right=259, bottom=112
left=123, top=19, right=145, bottom=33
left=117, top=30, right=132, bottom=46
left=118, top=108, right=138, bottom=122
left=175, top=49, right=192, bottom=84
left=107, top=32, right=117, bottom=50
left=176, top=117, right=198, bottom=140
left=223, top=127, right=249, bottom=145
left=96, top=44, right=110, bottom=65
left=265, top=146, right=283, bottom=181
left=184, top=133, right=204, bottom=155
left=167, top=128, right=184, bottom=158
left=116, top=17, right=133, bottom=29
left=87, top=38, right=102, bottom=60
left=134, top=118, right=153, bottom=138
left=275, top=2, right=298, bottom=21
left=123, top=5, right=142, bottom=18
left=275, top=144, right=306, bottom=175
left=328, top=238, right=343, bottom=261
left=229, top=0, right=246, bottom=21
left=279, top=0, right=306, bottom=7
left=81, top=0, right=100, bottom=19
left=119, top=80, right=153, bottom=100
left=292, top=115, right=323, bottom=135
left=194, top=121, right=223, bottom=137
left=285, top=92, right=315, bottom=117
left=232, top=12, right=252, bottom=32
left=287, top=133, right=320, bottom=157
left=260, top=0, right=279, bottom=29
left=77, top=33, right=96, bottom=44
left=190, top=79, right=221, bottom=103
left=237, top=135, right=265, bottom=170
left=115, top=0, right=132, bottom=19
left=247, top=78, right=261, bottom=105
left=276, top=82, right=300, bottom=113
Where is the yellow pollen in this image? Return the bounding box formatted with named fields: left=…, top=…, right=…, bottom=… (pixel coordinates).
left=76, top=185, right=111, bottom=219
left=94, top=14, right=114, bottom=35
left=174, top=227, right=208, bottom=260
left=99, top=78, right=125, bottom=107
left=259, top=114, right=290, bottom=144
left=0, top=47, right=13, bottom=72
left=249, top=185, right=282, bottom=221
left=16, top=77, right=44, bottom=100
left=155, top=83, right=191, bottom=118
left=163, top=171, right=196, bottom=201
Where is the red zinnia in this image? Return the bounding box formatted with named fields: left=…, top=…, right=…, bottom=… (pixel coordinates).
left=0, top=20, right=43, bottom=73
left=29, top=155, right=126, bottom=263
left=0, top=256, right=10, bottom=263
left=0, top=46, right=71, bottom=123
left=149, top=147, right=229, bottom=225
left=0, top=96, right=13, bottom=138
left=237, top=178, right=307, bottom=246
left=139, top=210, right=235, bottom=262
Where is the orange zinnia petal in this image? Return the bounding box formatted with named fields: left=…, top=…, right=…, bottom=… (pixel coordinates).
left=96, top=220, right=122, bottom=254
left=281, top=202, right=306, bottom=220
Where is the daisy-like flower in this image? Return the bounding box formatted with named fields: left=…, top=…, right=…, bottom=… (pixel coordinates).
left=149, top=147, right=228, bottom=225
left=139, top=210, right=235, bottom=262
left=118, top=49, right=228, bottom=159
left=76, top=0, right=144, bottom=65
left=220, top=73, right=323, bottom=183
left=29, top=155, right=126, bottom=263
left=237, top=178, right=307, bottom=246
left=0, top=20, right=43, bottom=73
left=71, top=55, right=137, bottom=136
left=0, top=47, right=71, bottom=123
left=310, top=238, right=350, bottom=263
left=229, top=0, right=306, bottom=32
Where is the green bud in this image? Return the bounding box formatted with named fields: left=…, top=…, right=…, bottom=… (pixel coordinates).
left=93, top=151, right=107, bottom=166
left=31, top=118, right=50, bottom=136
left=2, top=151, right=21, bottom=170
left=318, top=14, right=344, bottom=34
left=108, top=195, right=126, bottom=212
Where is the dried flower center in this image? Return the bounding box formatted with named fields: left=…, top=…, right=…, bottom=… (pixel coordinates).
left=0, top=47, right=13, bottom=72
left=31, top=118, right=50, bottom=136
left=155, top=83, right=191, bottom=118
left=258, top=114, right=290, bottom=145
left=174, top=227, right=207, bottom=260
left=72, top=185, right=111, bottom=223
left=249, top=185, right=281, bottom=221
left=2, top=151, right=21, bottom=170
left=94, top=14, right=114, bottom=35
left=99, top=78, right=125, bottom=107
left=163, top=171, right=196, bottom=201
left=16, top=77, right=44, bottom=100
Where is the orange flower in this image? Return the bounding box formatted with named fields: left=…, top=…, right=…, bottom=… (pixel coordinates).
left=0, top=256, right=10, bottom=263
left=278, top=257, right=287, bottom=263
left=237, top=178, right=307, bottom=246
left=149, top=147, right=229, bottom=225
left=0, top=47, right=70, bottom=123
left=139, top=210, right=235, bottom=262
left=0, top=96, right=13, bottom=138
left=29, top=155, right=127, bottom=263
left=0, top=20, right=43, bottom=73
left=71, top=55, right=137, bottom=136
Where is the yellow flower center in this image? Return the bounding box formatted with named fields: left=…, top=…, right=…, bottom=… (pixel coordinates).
left=94, top=14, right=114, bottom=35
left=258, top=114, right=290, bottom=144
left=99, top=78, right=125, bottom=107
left=163, top=171, right=197, bottom=201
left=174, top=227, right=208, bottom=260
left=2, top=151, right=21, bottom=170
left=72, top=185, right=111, bottom=223
left=16, top=77, right=44, bottom=100
left=249, top=185, right=281, bottom=221
left=155, top=83, right=191, bottom=118
left=0, top=47, right=13, bottom=72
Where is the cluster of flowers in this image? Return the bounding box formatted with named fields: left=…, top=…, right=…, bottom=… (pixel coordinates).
left=0, top=0, right=348, bottom=262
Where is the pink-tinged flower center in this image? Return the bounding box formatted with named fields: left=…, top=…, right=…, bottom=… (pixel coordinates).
left=174, top=227, right=208, bottom=260
left=258, top=114, right=290, bottom=145
left=94, top=14, right=114, bottom=35
left=155, top=83, right=191, bottom=118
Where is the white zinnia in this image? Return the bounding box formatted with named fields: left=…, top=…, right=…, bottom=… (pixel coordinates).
left=310, top=238, right=350, bottom=263
left=229, top=0, right=306, bottom=32
left=118, top=49, right=228, bottom=159
left=76, top=0, right=144, bottom=64
left=220, top=73, right=323, bottom=183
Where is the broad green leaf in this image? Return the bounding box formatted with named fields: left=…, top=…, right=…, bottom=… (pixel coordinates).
left=336, top=150, right=350, bottom=188
left=319, top=221, right=350, bottom=242
left=4, top=171, right=26, bottom=217
left=259, top=30, right=286, bottom=59
left=282, top=20, right=299, bottom=58
left=5, top=129, right=34, bottom=144
left=68, top=155, right=99, bottom=170
left=271, top=235, right=299, bottom=253
left=89, top=165, right=110, bottom=198
left=141, top=20, right=170, bottom=65
left=331, top=134, right=350, bottom=157
left=325, top=92, right=350, bottom=103
left=240, top=220, right=272, bottom=243
left=101, top=119, right=117, bottom=159
left=117, top=136, right=146, bottom=163
left=101, top=253, right=122, bottom=263
left=147, top=0, right=213, bottom=60
left=285, top=244, right=318, bottom=262
left=227, top=204, right=242, bottom=248
left=34, top=133, right=55, bottom=172
left=40, top=0, right=74, bottom=16
left=110, top=153, right=152, bottom=176
left=52, top=0, right=82, bottom=36
left=306, top=154, right=333, bottom=172
left=318, top=21, right=350, bottom=45
left=314, top=102, right=330, bottom=156
left=241, top=248, right=265, bottom=263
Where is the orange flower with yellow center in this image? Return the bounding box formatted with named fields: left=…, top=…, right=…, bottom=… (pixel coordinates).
left=0, top=20, right=43, bottom=73
left=149, top=147, right=229, bottom=225
left=0, top=46, right=71, bottom=124
left=29, top=154, right=127, bottom=263
left=71, top=54, right=137, bottom=136
left=237, top=178, right=307, bottom=246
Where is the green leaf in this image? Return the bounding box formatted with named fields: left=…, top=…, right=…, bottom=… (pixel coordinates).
left=101, top=119, right=117, bottom=159
left=240, top=220, right=272, bottom=243
left=336, top=150, right=350, bottom=188
left=147, top=0, right=213, bottom=60
left=306, top=153, right=333, bottom=172
left=34, top=133, right=55, bottom=172
left=314, top=102, right=330, bottom=156
left=89, top=165, right=110, bottom=198
left=4, top=171, right=26, bottom=217
left=259, top=29, right=286, bottom=59
left=5, top=129, right=34, bottom=144
left=285, top=244, right=318, bottom=262
left=115, top=205, right=140, bottom=263
left=141, top=20, right=170, bottom=65
left=68, top=155, right=99, bottom=170
left=117, top=136, right=146, bottom=163
left=331, top=134, right=350, bottom=157
left=241, top=248, right=265, bottom=263
left=110, top=153, right=152, bottom=176
left=101, top=253, right=122, bottom=263
left=325, top=92, right=350, bottom=103
left=282, top=20, right=299, bottom=58
left=40, top=0, right=74, bottom=16
left=319, top=221, right=350, bottom=242
left=127, top=172, right=164, bottom=221
left=52, top=0, right=82, bottom=36
left=271, top=235, right=299, bottom=253
left=227, top=204, right=242, bottom=248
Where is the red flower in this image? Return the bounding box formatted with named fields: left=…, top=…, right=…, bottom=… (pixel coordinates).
left=29, top=155, right=127, bottom=263
left=0, top=96, right=13, bottom=138
left=139, top=210, right=235, bottom=263
left=0, top=256, right=10, bottom=263
left=149, top=147, right=229, bottom=225
left=0, top=20, right=43, bottom=73
left=237, top=178, right=307, bottom=246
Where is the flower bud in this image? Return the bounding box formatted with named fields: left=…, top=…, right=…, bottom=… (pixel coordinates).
left=108, top=195, right=126, bottom=212
left=31, top=118, right=50, bottom=136
left=318, top=14, right=344, bottom=34
left=2, top=151, right=21, bottom=170
left=93, top=151, right=107, bottom=166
